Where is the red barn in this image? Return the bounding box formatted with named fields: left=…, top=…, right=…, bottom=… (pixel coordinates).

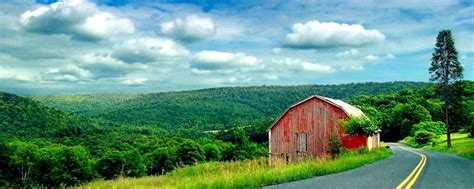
left=268, top=95, right=380, bottom=164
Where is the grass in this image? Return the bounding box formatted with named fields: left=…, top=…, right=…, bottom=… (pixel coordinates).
left=82, top=147, right=392, bottom=188
left=422, top=133, right=474, bottom=160
left=401, top=133, right=474, bottom=160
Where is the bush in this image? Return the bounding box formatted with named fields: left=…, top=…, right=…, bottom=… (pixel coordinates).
left=411, top=121, right=446, bottom=136
left=415, top=131, right=437, bottom=145
left=328, top=133, right=343, bottom=156
left=338, top=116, right=379, bottom=137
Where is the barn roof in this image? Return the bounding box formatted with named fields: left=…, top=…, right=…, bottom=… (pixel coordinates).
left=267, top=95, right=365, bottom=131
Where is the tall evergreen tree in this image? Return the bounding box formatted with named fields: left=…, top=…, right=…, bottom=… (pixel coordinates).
left=429, top=30, right=463, bottom=148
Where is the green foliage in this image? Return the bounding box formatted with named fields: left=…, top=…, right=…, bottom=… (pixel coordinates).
left=390, top=103, right=432, bottom=140
left=145, top=147, right=176, bottom=175
left=339, top=116, right=379, bottom=137
left=96, top=151, right=125, bottom=180
left=415, top=131, right=437, bottom=146
left=33, top=82, right=431, bottom=130
left=411, top=121, right=446, bottom=136
left=328, top=133, right=343, bottom=156
left=177, top=140, right=205, bottom=166
left=203, top=144, right=221, bottom=161
left=37, top=145, right=95, bottom=186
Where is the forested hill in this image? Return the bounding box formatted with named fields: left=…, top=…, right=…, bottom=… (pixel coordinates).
left=33, top=81, right=432, bottom=130
left=0, top=92, right=116, bottom=139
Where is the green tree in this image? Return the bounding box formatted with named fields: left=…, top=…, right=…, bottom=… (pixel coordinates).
left=177, top=140, right=205, bottom=166
left=203, top=144, right=221, bottom=161
left=8, top=141, right=39, bottom=185
left=411, top=121, right=446, bottom=136
left=429, top=30, right=464, bottom=148
left=339, top=116, right=379, bottom=137
left=146, top=147, right=176, bottom=175
left=97, top=151, right=125, bottom=180
left=388, top=103, right=432, bottom=141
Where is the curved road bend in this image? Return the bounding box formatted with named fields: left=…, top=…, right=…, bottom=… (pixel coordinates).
left=264, top=143, right=473, bottom=189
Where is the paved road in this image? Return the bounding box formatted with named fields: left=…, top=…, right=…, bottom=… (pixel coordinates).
left=264, top=143, right=473, bottom=189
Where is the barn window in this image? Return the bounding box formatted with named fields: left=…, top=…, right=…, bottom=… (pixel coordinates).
left=297, top=133, right=307, bottom=152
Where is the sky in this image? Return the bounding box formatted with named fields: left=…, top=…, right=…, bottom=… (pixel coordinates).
left=0, top=0, right=473, bottom=95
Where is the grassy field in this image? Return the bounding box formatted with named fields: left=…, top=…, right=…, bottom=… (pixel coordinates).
left=423, top=133, right=474, bottom=160
left=83, top=147, right=392, bottom=188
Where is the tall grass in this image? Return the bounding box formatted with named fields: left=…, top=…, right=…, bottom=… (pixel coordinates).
left=83, top=147, right=392, bottom=188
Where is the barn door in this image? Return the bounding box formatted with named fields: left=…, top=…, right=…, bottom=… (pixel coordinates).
left=297, top=133, right=307, bottom=152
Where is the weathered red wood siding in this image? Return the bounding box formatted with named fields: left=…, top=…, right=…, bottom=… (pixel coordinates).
left=269, top=97, right=367, bottom=163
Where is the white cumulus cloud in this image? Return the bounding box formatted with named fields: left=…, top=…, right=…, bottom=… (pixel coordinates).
left=122, top=78, right=149, bottom=86
left=76, top=53, right=149, bottom=77
left=386, top=53, right=396, bottom=59
left=112, top=37, right=189, bottom=63
left=364, top=55, right=380, bottom=61
left=19, top=0, right=135, bottom=42
left=42, top=64, right=93, bottom=82
left=337, top=49, right=360, bottom=56
left=271, top=58, right=335, bottom=73
left=301, top=62, right=335, bottom=73
left=190, top=51, right=258, bottom=71
left=160, top=15, right=216, bottom=42
left=284, top=20, right=385, bottom=49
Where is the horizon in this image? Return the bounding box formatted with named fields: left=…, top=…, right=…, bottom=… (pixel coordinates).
left=5, top=80, right=436, bottom=96
left=1, top=0, right=473, bottom=95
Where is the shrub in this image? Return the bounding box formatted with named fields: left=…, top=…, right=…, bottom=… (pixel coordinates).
left=411, top=121, right=446, bottom=136
left=338, top=116, right=379, bottom=137
left=414, top=131, right=437, bottom=145
left=328, top=133, right=343, bottom=156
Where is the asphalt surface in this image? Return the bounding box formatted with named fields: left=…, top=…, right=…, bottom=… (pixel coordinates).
left=264, top=143, right=474, bottom=189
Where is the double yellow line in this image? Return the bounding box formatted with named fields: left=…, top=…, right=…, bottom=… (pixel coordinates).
left=396, top=145, right=427, bottom=189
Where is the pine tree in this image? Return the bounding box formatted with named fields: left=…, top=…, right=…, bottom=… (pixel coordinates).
left=429, top=30, right=463, bottom=148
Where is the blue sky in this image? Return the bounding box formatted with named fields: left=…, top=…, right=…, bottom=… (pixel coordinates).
left=0, top=0, right=472, bottom=95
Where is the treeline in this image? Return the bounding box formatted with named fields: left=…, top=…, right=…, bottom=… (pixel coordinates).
left=33, top=82, right=432, bottom=130
left=350, top=80, right=473, bottom=141
left=0, top=92, right=266, bottom=187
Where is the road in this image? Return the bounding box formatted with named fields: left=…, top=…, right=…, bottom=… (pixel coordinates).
left=264, top=143, right=474, bottom=189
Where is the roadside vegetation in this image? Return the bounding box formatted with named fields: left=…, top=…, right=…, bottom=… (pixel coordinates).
left=84, top=147, right=392, bottom=188
left=402, top=133, right=474, bottom=160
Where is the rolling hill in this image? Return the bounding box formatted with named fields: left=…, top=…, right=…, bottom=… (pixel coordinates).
left=32, top=82, right=432, bottom=130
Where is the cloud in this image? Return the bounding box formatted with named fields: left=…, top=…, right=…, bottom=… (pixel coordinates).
left=112, top=37, right=189, bottom=63
left=190, top=51, right=258, bottom=71
left=364, top=55, right=380, bottom=61
left=122, top=78, right=149, bottom=86
left=160, top=15, right=216, bottom=42
left=0, top=66, right=36, bottom=82
left=301, top=62, right=335, bottom=73
left=341, top=65, right=364, bottom=71
left=271, top=58, right=335, bottom=73
left=386, top=53, right=396, bottom=59
left=272, top=48, right=282, bottom=54
left=283, top=20, right=385, bottom=49
left=19, top=0, right=135, bottom=42
left=263, top=74, right=279, bottom=80
left=42, top=64, right=93, bottom=82
left=76, top=53, right=149, bottom=77
left=337, top=49, right=360, bottom=56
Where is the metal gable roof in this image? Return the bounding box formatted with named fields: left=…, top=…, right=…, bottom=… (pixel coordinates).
left=267, top=95, right=365, bottom=131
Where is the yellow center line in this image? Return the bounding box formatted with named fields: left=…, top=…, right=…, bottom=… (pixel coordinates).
left=396, top=145, right=427, bottom=189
